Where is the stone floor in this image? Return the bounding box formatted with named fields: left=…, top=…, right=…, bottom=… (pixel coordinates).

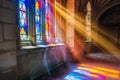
left=64, top=62, right=120, bottom=80
left=1, top=52, right=120, bottom=80
left=37, top=53, right=120, bottom=80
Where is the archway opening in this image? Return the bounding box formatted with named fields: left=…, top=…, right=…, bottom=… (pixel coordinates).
left=98, top=4, right=120, bottom=48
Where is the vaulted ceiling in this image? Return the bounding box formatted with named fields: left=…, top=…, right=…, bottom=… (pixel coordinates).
left=75, top=0, right=120, bottom=22
left=99, top=4, right=120, bottom=27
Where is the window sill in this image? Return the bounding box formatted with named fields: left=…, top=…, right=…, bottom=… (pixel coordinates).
left=21, top=43, right=65, bottom=50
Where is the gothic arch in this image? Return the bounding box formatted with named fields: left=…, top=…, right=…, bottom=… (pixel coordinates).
left=95, top=2, right=120, bottom=23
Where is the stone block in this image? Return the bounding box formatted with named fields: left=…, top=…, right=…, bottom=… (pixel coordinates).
left=0, top=51, right=17, bottom=80
left=0, top=51, right=17, bottom=68
left=2, top=0, right=15, bottom=10
left=0, top=0, right=1, bottom=6
left=4, top=24, right=16, bottom=40
left=0, top=8, right=16, bottom=23
left=0, top=24, right=3, bottom=42
left=2, top=41, right=16, bottom=51
left=0, top=42, right=3, bottom=51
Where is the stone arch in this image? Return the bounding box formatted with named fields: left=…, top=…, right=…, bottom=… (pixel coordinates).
left=98, top=4, right=120, bottom=48
left=96, top=2, right=120, bottom=23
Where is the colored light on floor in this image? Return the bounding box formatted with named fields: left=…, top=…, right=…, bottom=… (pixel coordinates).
left=73, top=69, right=100, bottom=78
left=80, top=64, right=120, bottom=74
left=64, top=73, right=90, bottom=80
left=77, top=66, right=119, bottom=79
left=73, top=69, right=106, bottom=80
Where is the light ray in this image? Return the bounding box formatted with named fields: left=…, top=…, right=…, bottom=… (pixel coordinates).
left=50, top=2, right=120, bottom=60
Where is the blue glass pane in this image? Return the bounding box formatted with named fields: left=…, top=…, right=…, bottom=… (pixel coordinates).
left=20, top=0, right=25, bottom=1
left=19, top=1, right=26, bottom=11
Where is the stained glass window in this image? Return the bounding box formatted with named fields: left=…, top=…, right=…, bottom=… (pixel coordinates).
left=45, top=0, right=55, bottom=44
left=19, top=0, right=29, bottom=40
left=35, top=0, right=42, bottom=43
left=19, top=0, right=57, bottom=46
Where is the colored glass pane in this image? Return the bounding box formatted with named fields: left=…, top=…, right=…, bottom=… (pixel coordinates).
left=45, top=0, right=55, bottom=43
left=19, top=0, right=26, bottom=11
left=19, top=0, right=29, bottom=40
left=35, top=0, right=42, bottom=42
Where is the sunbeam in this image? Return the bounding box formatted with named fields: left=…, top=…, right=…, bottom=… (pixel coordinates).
left=49, top=1, right=120, bottom=61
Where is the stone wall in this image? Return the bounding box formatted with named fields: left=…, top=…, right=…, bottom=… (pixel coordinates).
left=0, top=0, right=17, bottom=80
left=17, top=45, right=67, bottom=80
left=0, top=0, right=68, bottom=80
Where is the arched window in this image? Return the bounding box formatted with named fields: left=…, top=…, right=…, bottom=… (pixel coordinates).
left=18, top=0, right=61, bottom=46
left=19, top=0, right=29, bottom=40
left=19, top=0, right=34, bottom=46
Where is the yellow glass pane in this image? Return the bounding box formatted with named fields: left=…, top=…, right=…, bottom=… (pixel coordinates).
left=20, top=27, right=25, bottom=34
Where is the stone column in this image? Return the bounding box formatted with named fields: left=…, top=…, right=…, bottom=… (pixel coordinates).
left=66, top=0, right=75, bottom=52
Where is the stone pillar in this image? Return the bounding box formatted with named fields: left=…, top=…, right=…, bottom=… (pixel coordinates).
left=66, top=0, right=75, bottom=52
